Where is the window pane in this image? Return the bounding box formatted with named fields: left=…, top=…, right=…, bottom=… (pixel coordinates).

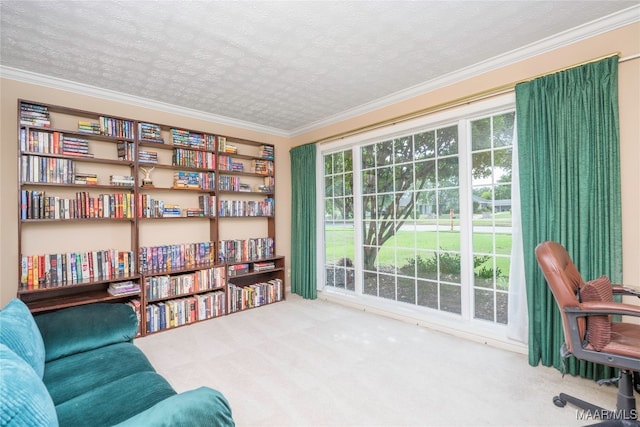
left=471, top=118, right=491, bottom=151
left=437, top=125, right=458, bottom=156
left=394, top=136, right=413, bottom=164
left=344, top=172, right=353, bottom=196
left=494, top=112, right=515, bottom=148
left=361, top=145, right=375, bottom=169
left=414, top=160, right=436, bottom=189
left=438, top=157, right=459, bottom=187
left=324, top=155, right=332, bottom=175
left=334, top=175, right=344, bottom=197
left=376, top=140, right=393, bottom=166
left=363, top=271, right=377, bottom=296
left=398, top=276, right=416, bottom=304
left=414, top=131, right=435, bottom=160
left=333, top=152, right=344, bottom=173
left=441, top=284, right=461, bottom=314
left=417, top=280, right=438, bottom=309
left=362, top=170, right=376, bottom=195
left=325, top=176, right=333, bottom=197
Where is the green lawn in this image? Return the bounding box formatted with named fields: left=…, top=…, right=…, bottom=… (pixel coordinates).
left=325, top=225, right=512, bottom=281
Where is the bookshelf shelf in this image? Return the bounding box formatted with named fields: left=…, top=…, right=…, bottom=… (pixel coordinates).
left=17, top=100, right=284, bottom=336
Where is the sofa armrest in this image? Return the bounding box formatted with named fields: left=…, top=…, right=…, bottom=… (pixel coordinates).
left=35, top=303, right=138, bottom=362
left=114, top=387, right=234, bottom=427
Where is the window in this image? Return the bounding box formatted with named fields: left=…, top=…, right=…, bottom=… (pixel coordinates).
left=320, top=96, right=516, bottom=330
left=324, top=150, right=355, bottom=291
left=360, top=126, right=461, bottom=314
left=470, top=112, right=515, bottom=324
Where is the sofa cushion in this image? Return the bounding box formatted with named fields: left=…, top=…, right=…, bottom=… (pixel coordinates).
left=44, top=342, right=156, bottom=405
left=35, top=303, right=138, bottom=362
left=0, top=298, right=45, bottom=378
left=0, top=344, right=58, bottom=426
left=115, top=387, right=235, bottom=427
left=580, top=275, right=613, bottom=351
left=55, top=371, right=177, bottom=427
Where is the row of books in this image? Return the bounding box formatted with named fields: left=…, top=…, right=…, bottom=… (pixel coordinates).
left=139, top=122, right=163, bottom=143
left=198, top=194, right=216, bottom=217
left=253, top=261, right=276, bottom=271
left=170, top=129, right=216, bottom=150
left=138, top=241, right=216, bottom=274
left=20, top=190, right=135, bottom=220
left=20, top=249, right=135, bottom=289
left=173, top=148, right=216, bottom=169
left=21, top=155, right=75, bottom=184
left=75, top=173, right=98, bottom=185
left=218, top=175, right=243, bottom=192
left=137, top=195, right=207, bottom=218
left=117, top=141, right=135, bottom=161
left=144, top=266, right=226, bottom=300
left=99, top=116, right=135, bottom=139
left=78, top=121, right=101, bottom=135
left=228, top=263, right=249, bottom=277
left=20, top=129, right=94, bottom=158
left=228, top=279, right=283, bottom=313
left=218, top=155, right=244, bottom=172
left=20, top=103, right=50, bottom=128
left=110, top=175, right=135, bottom=187
left=173, top=171, right=215, bottom=190
left=219, top=237, right=274, bottom=263
left=107, top=280, right=141, bottom=296
left=259, top=145, right=274, bottom=160
left=218, top=198, right=274, bottom=217
left=217, top=137, right=237, bottom=154
left=252, top=159, right=273, bottom=175
left=139, top=150, right=158, bottom=164
left=145, top=291, right=225, bottom=333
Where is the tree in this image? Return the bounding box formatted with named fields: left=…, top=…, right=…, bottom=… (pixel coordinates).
left=360, top=112, right=514, bottom=271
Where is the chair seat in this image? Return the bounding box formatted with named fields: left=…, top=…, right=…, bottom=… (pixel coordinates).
left=586, top=322, right=640, bottom=359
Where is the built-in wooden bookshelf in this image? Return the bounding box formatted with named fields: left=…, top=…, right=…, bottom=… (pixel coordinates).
left=17, top=100, right=285, bottom=336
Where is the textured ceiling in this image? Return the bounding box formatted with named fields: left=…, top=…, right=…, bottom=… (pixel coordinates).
left=1, top=1, right=637, bottom=135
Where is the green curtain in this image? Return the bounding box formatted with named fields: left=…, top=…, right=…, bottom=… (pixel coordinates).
left=516, top=56, right=622, bottom=379
left=290, top=144, right=317, bottom=299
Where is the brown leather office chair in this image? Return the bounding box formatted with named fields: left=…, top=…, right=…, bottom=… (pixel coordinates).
left=535, top=241, right=640, bottom=423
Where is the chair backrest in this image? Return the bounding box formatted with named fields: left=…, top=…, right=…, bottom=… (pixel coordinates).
left=535, top=241, right=586, bottom=353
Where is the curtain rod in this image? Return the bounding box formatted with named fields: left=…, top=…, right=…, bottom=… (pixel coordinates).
left=315, top=52, right=629, bottom=145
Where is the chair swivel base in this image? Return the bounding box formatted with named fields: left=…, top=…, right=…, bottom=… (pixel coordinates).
left=553, top=371, right=639, bottom=426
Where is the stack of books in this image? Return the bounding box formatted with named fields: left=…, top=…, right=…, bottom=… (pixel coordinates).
left=20, top=103, right=51, bottom=128
left=259, top=145, right=274, bottom=159
left=228, top=263, right=249, bottom=277
left=138, top=150, right=158, bottom=164
left=78, top=121, right=101, bottom=134
left=74, top=173, right=98, bottom=185
left=63, top=136, right=93, bottom=158
left=139, top=122, right=163, bottom=143
left=110, top=175, right=135, bottom=187
left=253, top=261, right=275, bottom=272
left=107, top=280, right=140, bottom=296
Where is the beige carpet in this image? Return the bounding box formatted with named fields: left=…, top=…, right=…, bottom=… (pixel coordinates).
left=135, top=294, right=621, bottom=426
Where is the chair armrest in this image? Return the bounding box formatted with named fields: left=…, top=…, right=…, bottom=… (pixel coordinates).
left=574, top=301, right=640, bottom=317
left=35, top=303, right=138, bottom=362
left=114, top=387, right=234, bottom=427
left=612, top=285, right=640, bottom=298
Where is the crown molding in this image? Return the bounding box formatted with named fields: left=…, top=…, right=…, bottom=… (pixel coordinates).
left=2, top=4, right=637, bottom=140
left=0, top=66, right=291, bottom=138
left=290, top=4, right=640, bottom=137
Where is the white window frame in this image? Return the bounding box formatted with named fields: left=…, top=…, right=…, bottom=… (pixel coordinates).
left=316, top=93, right=519, bottom=344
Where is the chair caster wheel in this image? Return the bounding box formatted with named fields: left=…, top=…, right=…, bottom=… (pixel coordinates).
left=553, top=396, right=566, bottom=407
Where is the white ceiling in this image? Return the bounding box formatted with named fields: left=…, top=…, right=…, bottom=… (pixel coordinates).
left=1, top=1, right=638, bottom=136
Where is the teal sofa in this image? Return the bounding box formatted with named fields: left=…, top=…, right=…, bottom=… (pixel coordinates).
left=0, top=298, right=234, bottom=426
